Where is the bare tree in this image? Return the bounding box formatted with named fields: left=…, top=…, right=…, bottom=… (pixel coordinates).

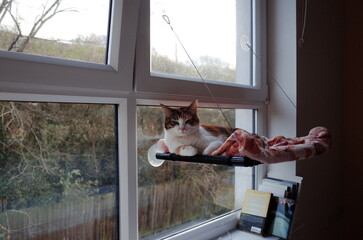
left=0, top=0, right=13, bottom=24
left=7, top=0, right=76, bottom=52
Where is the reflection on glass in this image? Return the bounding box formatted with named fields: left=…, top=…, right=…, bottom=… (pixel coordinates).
left=0, top=102, right=118, bottom=239
left=0, top=0, right=110, bottom=63
left=151, top=0, right=252, bottom=85
left=137, top=105, right=254, bottom=239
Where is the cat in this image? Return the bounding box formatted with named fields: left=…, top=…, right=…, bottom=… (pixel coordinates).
left=160, top=99, right=238, bottom=156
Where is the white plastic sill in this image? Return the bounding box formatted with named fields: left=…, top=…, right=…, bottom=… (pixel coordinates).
left=217, top=229, right=279, bottom=240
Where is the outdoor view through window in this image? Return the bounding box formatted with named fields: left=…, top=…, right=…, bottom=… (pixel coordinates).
left=151, top=0, right=252, bottom=85
left=0, top=0, right=110, bottom=63
left=0, top=102, right=119, bottom=239
left=137, top=105, right=254, bottom=239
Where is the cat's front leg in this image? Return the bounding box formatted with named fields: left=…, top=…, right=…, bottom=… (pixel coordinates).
left=203, top=141, right=223, bottom=155
left=157, top=139, right=170, bottom=152
left=176, top=145, right=198, bottom=156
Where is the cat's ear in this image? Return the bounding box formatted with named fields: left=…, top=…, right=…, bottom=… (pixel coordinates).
left=188, top=99, right=198, bottom=114
left=160, top=104, right=173, bottom=115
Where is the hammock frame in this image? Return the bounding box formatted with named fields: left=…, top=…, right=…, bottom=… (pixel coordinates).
left=155, top=153, right=262, bottom=167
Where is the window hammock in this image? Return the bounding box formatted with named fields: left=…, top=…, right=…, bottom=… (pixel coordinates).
left=153, top=126, right=331, bottom=167
left=150, top=11, right=331, bottom=167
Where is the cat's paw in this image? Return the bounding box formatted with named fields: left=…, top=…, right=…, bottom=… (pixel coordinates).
left=177, top=146, right=198, bottom=156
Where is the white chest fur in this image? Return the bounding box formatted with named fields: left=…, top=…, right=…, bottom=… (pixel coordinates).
left=164, top=127, right=225, bottom=155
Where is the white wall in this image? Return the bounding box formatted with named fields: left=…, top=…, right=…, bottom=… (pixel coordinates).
left=267, top=0, right=297, bottom=177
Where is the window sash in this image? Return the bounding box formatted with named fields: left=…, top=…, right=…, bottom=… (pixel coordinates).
left=134, top=0, right=267, bottom=104
left=134, top=99, right=267, bottom=240
left=0, top=0, right=136, bottom=97
left=0, top=93, right=131, bottom=239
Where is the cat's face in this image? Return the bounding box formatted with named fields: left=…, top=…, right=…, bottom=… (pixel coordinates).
left=161, top=100, right=200, bottom=136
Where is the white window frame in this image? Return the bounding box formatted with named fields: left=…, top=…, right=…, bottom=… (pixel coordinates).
left=0, top=0, right=134, bottom=96
left=0, top=0, right=269, bottom=239
left=134, top=0, right=267, bottom=104
left=133, top=0, right=267, bottom=239
left=0, top=93, right=132, bottom=240
left=134, top=101, right=267, bottom=240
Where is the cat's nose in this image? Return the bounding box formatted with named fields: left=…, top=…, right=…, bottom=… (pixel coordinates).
left=179, top=127, right=185, bottom=132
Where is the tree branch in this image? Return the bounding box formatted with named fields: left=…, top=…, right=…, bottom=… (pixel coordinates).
left=0, top=0, right=12, bottom=24
left=8, top=0, right=78, bottom=52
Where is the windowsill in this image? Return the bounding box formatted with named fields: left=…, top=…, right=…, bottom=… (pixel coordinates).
left=218, top=229, right=279, bottom=240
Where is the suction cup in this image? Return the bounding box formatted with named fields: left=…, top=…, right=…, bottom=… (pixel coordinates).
left=148, top=143, right=165, bottom=167
left=240, top=34, right=251, bottom=51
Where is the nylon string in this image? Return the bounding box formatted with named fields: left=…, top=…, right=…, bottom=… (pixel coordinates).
left=162, top=12, right=298, bottom=127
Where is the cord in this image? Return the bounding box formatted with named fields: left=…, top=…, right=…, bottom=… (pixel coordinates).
left=299, top=0, right=308, bottom=48
left=162, top=14, right=235, bottom=129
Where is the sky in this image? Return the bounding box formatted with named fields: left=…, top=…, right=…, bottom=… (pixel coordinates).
left=1, top=0, right=109, bottom=41
left=151, top=0, right=237, bottom=66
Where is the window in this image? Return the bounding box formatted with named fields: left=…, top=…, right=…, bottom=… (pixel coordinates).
left=0, top=0, right=267, bottom=239
left=134, top=0, right=267, bottom=238
left=137, top=106, right=256, bottom=239
left=0, top=101, right=118, bottom=239
left=0, top=0, right=111, bottom=64
left=135, top=0, right=267, bottom=103
left=150, top=0, right=252, bottom=85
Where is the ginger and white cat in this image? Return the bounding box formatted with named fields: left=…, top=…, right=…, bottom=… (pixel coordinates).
left=161, top=100, right=237, bottom=156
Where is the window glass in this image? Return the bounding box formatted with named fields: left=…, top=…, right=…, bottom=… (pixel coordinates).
left=0, top=0, right=111, bottom=64
left=0, top=102, right=118, bottom=239
left=137, top=105, right=254, bottom=239
left=150, top=0, right=252, bottom=85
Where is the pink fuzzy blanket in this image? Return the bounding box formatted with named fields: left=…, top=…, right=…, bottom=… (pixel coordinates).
left=158, top=126, right=331, bottom=164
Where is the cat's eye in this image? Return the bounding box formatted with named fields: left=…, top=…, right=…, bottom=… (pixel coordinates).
left=185, top=119, right=192, bottom=124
